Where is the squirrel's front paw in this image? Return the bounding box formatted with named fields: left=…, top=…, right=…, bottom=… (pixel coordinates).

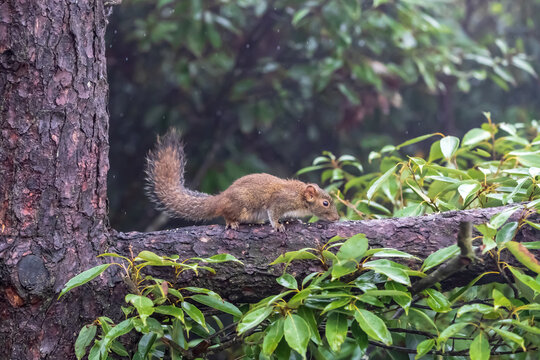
left=274, top=223, right=286, bottom=232
left=226, top=221, right=240, bottom=230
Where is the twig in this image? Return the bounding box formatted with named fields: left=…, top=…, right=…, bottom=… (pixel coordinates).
left=410, top=222, right=475, bottom=295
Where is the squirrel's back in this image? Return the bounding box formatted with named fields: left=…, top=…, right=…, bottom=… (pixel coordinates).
left=145, top=129, right=218, bottom=221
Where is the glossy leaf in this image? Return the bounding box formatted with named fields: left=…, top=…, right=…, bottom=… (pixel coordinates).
left=495, top=221, right=518, bottom=246
left=181, top=302, right=207, bottom=330
left=437, top=322, right=468, bottom=345
left=284, top=314, right=311, bottom=358
left=492, top=289, right=512, bottom=310
left=415, top=339, right=434, bottom=360
left=237, top=306, right=273, bottom=335
left=366, top=164, right=398, bottom=200
left=363, top=259, right=411, bottom=286
left=489, top=206, right=519, bottom=229
left=425, top=289, right=452, bottom=313
left=325, top=312, right=349, bottom=352
left=440, top=136, right=460, bottom=159
left=276, top=273, right=299, bottom=290
left=262, top=318, right=284, bottom=356
left=490, top=327, right=525, bottom=351
left=470, top=332, right=490, bottom=360
left=58, top=264, right=111, bottom=299
left=507, top=266, right=540, bottom=293
left=336, top=233, right=368, bottom=261
left=421, top=245, right=459, bottom=271
left=191, top=294, right=242, bottom=317
left=354, top=308, right=392, bottom=345
left=396, top=133, right=441, bottom=149
left=462, top=128, right=491, bottom=147
left=75, top=325, right=97, bottom=360
left=506, top=241, right=540, bottom=274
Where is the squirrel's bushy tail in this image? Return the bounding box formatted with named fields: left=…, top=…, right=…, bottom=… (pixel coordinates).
left=145, top=129, right=218, bottom=221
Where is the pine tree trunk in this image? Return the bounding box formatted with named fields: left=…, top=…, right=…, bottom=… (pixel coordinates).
left=1, top=1, right=538, bottom=358
left=0, top=0, right=112, bottom=358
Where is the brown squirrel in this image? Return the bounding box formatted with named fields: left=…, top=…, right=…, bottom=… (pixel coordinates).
left=145, top=129, right=339, bottom=231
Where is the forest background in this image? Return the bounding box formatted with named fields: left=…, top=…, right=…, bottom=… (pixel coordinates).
left=105, top=0, right=540, bottom=231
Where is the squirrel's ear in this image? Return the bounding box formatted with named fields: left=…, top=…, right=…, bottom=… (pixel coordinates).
left=304, top=184, right=318, bottom=202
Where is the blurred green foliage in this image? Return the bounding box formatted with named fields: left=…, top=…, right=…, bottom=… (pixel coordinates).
left=106, top=0, right=539, bottom=230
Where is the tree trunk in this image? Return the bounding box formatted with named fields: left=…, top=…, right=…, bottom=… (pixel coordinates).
left=1, top=1, right=538, bottom=359
left=0, top=0, right=112, bottom=358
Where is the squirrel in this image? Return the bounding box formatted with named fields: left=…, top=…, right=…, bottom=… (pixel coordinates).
left=145, top=129, right=340, bottom=231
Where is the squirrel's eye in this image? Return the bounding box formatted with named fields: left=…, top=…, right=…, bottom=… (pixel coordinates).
left=323, top=200, right=329, bottom=207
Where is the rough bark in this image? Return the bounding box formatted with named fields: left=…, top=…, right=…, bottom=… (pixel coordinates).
left=110, top=205, right=539, bottom=303
left=1, top=0, right=539, bottom=359
left=0, top=0, right=112, bottom=358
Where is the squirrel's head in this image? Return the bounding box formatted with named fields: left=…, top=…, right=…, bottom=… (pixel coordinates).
left=303, top=184, right=339, bottom=222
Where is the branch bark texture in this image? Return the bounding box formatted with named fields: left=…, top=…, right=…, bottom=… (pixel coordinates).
left=111, top=205, right=539, bottom=303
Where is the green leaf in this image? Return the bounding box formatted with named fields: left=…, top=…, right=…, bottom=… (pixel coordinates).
left=507, top=266, right=540, bottom=293
left=270, top=249, right=318, bottom=265
left=492, top=289, right=512, bottom=310
left=292, top=8, right=310, bottom=26
left=364, top=248, right=420, bottom=260
left=204, top=253, right=242, bottom=263
left=457, top=304, right=496, bottom=317
left=437, top=322, right=468, bottom=345
left=415, top=339, right=435, bottom=360
left=506, top=242, right=540, bottom=274
left=88, top=343, right=100, bottom=360
left=470, top=332, right=490, bottom=360
left=490, top=327, right=525, bottom=351
left=363, top=259, right=411, bottom=286
left=525, top=221, right=540, bottom=231
left=409, top=308, right=438, bottom=333
left=325, top=312, right=349, bottom=352
left=321, top=297, right=351, bottom=314
left=276, top=273, right=298, bottom=290
left=136, top=250, right=164, bottom=263
left=336, top=233, right=368, bottom=261
left=284, top=314, right=311, bottom=358
left=497, top=319, right=540, bottom=335
left=385, top=282, right=412, bottom=314
left=181, top=302, right=207, bottom=330
left=489, top=206, right=519, bottom=229
left=262, top=318, right=284, bottom=356
left=421, top=245, right=459, bottom=272
left=296, top=164, right=328, bottom=175
left=110, top=340, right=128, bottom=357
left=237, top=306, right=273, bottom=335
left=154, top=306, right=184, bottom=321
left=462, top=128, right=491, bottom=147
left=440, top=136, right=460, bottom=159
left=75, top=325, right=97, bottom=360
left=354, top=308, right=392, bottom=345
left=495, top=222, right=518, bottom=246
left=337, top=83, right=361, bottom=105
left=367, top=164, right=398, bottom=200
left=58, top=264, right=111, bottom=298
left=517, top=154, right=540, bottom=167
left=125, top=294, right=154, bottom=312
left=288, top=288, right=312, bottom=308
left=100, top=319, right=134, bottom=352
left=136, top=332, right=158, bottom=359
left=458, top=182, right=481, bottom=202
left=396, top=133, right=441, bottom=149
left=295, top=308, right=321, bottom=347
left=331, top=260, right=357, bottom=280
left=424, top=289, right=452, bottom=313
left=190, top=294, right=242, bottom=317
